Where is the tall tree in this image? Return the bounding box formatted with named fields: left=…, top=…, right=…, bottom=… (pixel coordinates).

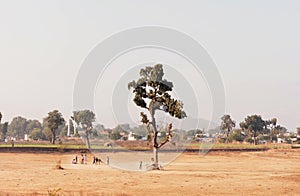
left=128, top=64, right=186, bottom=170
left=8, top=116, right=27, bottom=139
left=44, top=110, right=65, bottom=144
left=220, top=114, right=236, bottom=144
left=297, top=127, right=300, bottom=136
left=240, top=115, right=265, bottom=145
left=265, top=118, right=277, bottom=142
left=72, top=110, right=95, bottom=149
left=0, top=122, right=8, bottom=141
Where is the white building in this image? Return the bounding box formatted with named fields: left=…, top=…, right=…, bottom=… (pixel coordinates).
left=128, top=132, right=136, bottom=141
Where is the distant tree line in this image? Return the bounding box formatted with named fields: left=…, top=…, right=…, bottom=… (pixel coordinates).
left=0, top=111, right=298, bottom=145
left=220, top=114, right=291, bottom=145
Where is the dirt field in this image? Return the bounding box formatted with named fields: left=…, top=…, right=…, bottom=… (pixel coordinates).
left=0, top=149, right=299, bottom=195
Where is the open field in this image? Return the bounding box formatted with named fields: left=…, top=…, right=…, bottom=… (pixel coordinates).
left=0, top=149, right=299, bottom=195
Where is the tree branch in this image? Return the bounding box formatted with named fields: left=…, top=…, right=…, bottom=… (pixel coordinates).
left=157, top=123, right=172, bottom=148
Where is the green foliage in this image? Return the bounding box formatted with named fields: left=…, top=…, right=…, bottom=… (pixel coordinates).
left=240, top=115, right=265, bottom=145
left=59, top=125, right=68, bottom=137
left=109, top=125, right=126, bottom=140
left=72, top=110, right=95, bottom=148
left=42, top=127, right=53, bottom=142
left=132, top=125, right=148, bottom=137
left=0, top=122, right=8, bottom=141
left=128, top=64, right=186, bottom=119
left=109, top=130, right=122, bottom=140
left=29, top=128, right=44, bottom=140
left=26, top=119, right=42, bottom=135
left=244, top=136, right=254, bottom=144
left=8, top=116, right=27, bottom=139
left=228, top=129, right=245, bottom=142
left=44, top=110, right=65, bottom=144
left=72, top=110, right=95, bottom=128
left=220, top=114, right=236, bottom=143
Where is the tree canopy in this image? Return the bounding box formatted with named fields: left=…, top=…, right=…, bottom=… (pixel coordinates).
left=128, top=64, right=186, bottom=119
left=72, top=110, right=95, bottom=149
left=220, top=114, right=236, bottom=143
left=44, top=110, right=65, bottom=144
left=8, top=116, right=27, bottom=139
left=240, top=115, right=265, bottom=145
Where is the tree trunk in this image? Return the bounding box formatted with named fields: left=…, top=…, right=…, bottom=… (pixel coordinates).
left=150, top=106, right=160, bottom=170
left=86, top=129, right=91, bottom=149
left=86, top=136, right=91, bottom=149
left=226, top=131, right=229, bottom=144
left=51, top=129, right=55, bottom=144
left=153, top=147, right=159, bottom=169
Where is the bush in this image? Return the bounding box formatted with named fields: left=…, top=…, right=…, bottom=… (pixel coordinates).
left=245, top=137, right=254, bottom=144
left=228, top=130, right=245, bottom=142
left=29, top=128, right=44, bottom=140
left=110, top=131, right=121, bottom=140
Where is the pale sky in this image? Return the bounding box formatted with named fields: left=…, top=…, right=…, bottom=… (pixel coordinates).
left=0, top=0, right=299, bottom=132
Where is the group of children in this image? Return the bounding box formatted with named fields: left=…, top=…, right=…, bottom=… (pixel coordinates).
left=71, top=154, right=146, bottom=170
left=72, top=154, right=110, bottom=165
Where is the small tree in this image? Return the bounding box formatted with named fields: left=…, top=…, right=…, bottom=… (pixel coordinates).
left=109, top=130, right=122, bottom=140
left=220, top=114, right=236, bottom=144
left=228, top=129, right=245, bottom=143
left=128, top=64, right=186, bottom=170
left=240, top=115, right=265, bottom=145
left=72, top=110, right=95, bottom=149
left=265, top=118, right=277, bottom=142
left=44, top=110, right=65, bottom=144
left=30, top=128, right=43, bottom=140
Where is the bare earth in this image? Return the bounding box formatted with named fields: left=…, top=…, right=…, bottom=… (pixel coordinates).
left=0, top=149, right=299, bottom=195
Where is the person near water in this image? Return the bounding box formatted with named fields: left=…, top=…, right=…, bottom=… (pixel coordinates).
left=106, top=155, right=110, bottom=165
left=72, top=158, right=77, bottom=164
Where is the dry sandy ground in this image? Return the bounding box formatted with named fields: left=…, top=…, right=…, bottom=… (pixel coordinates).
left=0, top=149, right=299, bottom=195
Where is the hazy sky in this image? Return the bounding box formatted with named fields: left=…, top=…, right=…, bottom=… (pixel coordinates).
left=0, top=0, right=299, bottom=131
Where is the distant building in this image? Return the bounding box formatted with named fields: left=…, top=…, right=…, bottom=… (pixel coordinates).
left=128, top=132, right=136, bottom=141
left=277, top=138, right=285, bottom=143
